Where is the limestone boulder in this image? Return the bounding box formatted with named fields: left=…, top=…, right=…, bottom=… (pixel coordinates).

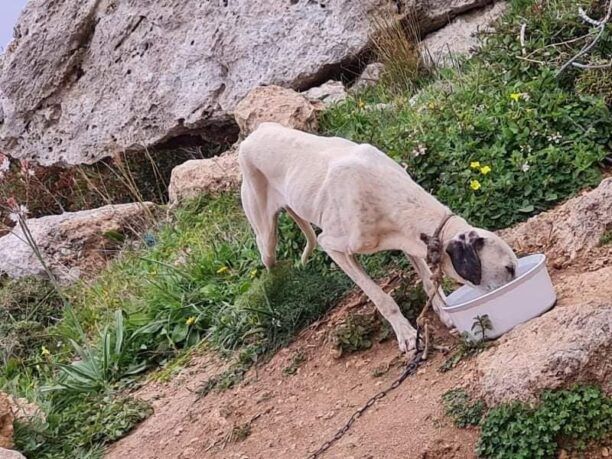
left=499, top=178, right=612, bottom=264
left=169, top=149, right=241, bottom=203
left=0, top=202, right=155, bottom=282
left=421, top=2, right=507, bottom=66
left=476, top=302, right=612, bottom=404
left=0, top=0, right=497, bottom=165
left=303, top=80, right=347, bottom=106
left=234, top=86, right=320, bottom=136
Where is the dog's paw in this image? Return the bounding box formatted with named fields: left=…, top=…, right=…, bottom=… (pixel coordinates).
left=393, top=320, right=418, bottom=354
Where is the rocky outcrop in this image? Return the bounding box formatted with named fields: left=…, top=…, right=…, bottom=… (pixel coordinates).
left=0, top=393, right=13, bottom=449
left=421, top=2, right=507, bottom=65
left=499, top=178, right=612, bottom=264
left=234, top=85, right=321, bottom=136
left=476, top=302, right=612, bottom=404
left=169, top=150, right=241, bottom=203
left=0, top=202, right=155, bottom=282
left=0, top=0, right=497, bottom=166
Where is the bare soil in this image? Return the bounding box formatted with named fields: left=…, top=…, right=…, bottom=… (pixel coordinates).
left=106, top=239, right=610, bottom=459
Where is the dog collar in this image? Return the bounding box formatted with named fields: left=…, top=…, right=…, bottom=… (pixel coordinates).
left=425, top=212, right=454, bottom=265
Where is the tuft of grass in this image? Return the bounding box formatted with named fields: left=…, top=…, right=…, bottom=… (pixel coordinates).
left=477, top=386, right=612, bottom=458
left=369, top=10, right=430, bottom=94
left=442, top=388, right=485, bottom=428
left=600, top=229, right=612, bottom=246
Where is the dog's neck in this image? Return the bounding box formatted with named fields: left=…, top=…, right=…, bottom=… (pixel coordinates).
left=438, top=213, right=473, bottom=244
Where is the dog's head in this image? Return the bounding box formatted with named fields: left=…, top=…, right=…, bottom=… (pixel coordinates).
left=442, top=229, right=518, bottom=292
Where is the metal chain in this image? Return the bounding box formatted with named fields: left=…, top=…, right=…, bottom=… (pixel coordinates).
left=307, top=330, right=424, bottom=459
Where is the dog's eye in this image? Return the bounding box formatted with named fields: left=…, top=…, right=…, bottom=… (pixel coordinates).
left=506, top=265, right=516, bottom=277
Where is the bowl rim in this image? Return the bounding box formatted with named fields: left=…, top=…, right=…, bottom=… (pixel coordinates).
left=441, top=253, right=547, bottom=312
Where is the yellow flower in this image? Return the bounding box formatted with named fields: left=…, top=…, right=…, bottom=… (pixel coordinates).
left=428, top=102, right=436, bottom=110
left=186, top=316, right=197, bottom=326
left=41, top=346, right=51, bottom=357
left=509, top=92, right=521, bottom=102
left=357, top=99, right=365, bottom=109
left=216, top=266, right=229, bottom=274
left=249, top=269, right=258, bottom=279
left=480, top=165, right=492, bottom=175
left=470, top=161, right=481, bottom=169
left=470, top=180, right=482, bottom=191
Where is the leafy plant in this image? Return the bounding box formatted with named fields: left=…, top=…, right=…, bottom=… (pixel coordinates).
left=442, top=388, right=485, bottom=428
left=477, top=386, right=612, bottom=458
left=600, top=230, right=612, bottom=246
left=472, top=314, right=493, bottom=341
left=54, top=311, right=147, bottom=394
left=332, top=312, right=386, bottom=356
left=283, top=349, right=306, bottom=376
left=14, top=393, right=151, bottom=459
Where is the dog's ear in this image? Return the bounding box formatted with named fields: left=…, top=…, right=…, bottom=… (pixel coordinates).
left=445, top=231, right=485, bottom=285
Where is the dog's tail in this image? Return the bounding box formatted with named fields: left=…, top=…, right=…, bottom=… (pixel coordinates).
left=286, top=207, right=317, bottom=265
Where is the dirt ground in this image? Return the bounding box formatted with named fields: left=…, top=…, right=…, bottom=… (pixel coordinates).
left=105, top=237, right=610, bottom=459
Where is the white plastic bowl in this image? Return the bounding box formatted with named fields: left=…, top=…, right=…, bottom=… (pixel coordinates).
left=442, top=254, right=556, bottom=340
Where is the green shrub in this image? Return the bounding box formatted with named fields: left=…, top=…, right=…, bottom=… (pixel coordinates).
left=442, top=388, right=485, bottom=428
left=477, top=386, right=612, bottom=458
left=332, top=312, right=386, bottom=355
left=15, top=393, right=151, bottom=459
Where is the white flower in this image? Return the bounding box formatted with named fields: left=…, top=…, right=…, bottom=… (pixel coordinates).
left=521, top=162, right=531, bottom=172
left=546, top=132, right=562, bottom=144
left=412, top=144, right=427, bottom=157
left=8, top=205, right=29, bottom=223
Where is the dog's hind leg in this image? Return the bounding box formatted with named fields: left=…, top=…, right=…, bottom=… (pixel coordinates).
left=319, top=237, right=417, bottom=354
left=286, top=207, right=317, bottom=265
left=240, top=176, right=280, bottom=270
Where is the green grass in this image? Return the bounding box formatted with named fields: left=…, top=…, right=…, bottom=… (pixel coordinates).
left=442, top=388, right=485, bottom=428
left=321, top=0, right=611, bottom=230
left=477, top=386, right=612, bottom=458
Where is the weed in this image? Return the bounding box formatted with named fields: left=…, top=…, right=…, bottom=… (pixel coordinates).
left=14, top=393, right=151, bottom=459
left=471, top=314, right=493, bottom=341
left=229, top=423, right=252, bottom=443
left=477, top=386, right=612, bottom=458
left=283, top=349, right=306, bottom=376
left=332, top=312, right=385, bottom=356
left=439, top=332, right=488, bottom=372
left=600, top=230, right=612, bottom=246
left=442, top=388, right=485, bottom=428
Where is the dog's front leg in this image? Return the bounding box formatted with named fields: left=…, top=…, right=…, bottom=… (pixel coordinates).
left=321, top=244, right=417, bottom=354
left=406, top=254, right=454, bottom=328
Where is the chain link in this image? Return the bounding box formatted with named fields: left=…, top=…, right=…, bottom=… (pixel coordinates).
left=307, top=330, right=424, bottom=459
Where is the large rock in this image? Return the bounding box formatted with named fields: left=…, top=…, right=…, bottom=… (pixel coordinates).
left=303, top=80, right=347, bottom=106
left=421, top=2, right=507, bottom=66
left=476, top=302, right=612, bottom=404
left=499, top=178, right=612, bottom=263
left=234, top=85, right=321, bottom=136
left=0, top=202, right=155, bottom=282
left=350, top=62, right=385, bottom=92
left=168, top=150, right=241, bottom=203
left=0, top=0, right=496, bottom=166
left=0, top=393, right=13, bottom=449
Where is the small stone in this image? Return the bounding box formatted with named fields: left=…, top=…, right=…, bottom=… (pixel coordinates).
left=602, top=447, right=610, bottom=457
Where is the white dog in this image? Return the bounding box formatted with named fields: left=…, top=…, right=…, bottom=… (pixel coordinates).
left=239, top=122, right=518, bottom=353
